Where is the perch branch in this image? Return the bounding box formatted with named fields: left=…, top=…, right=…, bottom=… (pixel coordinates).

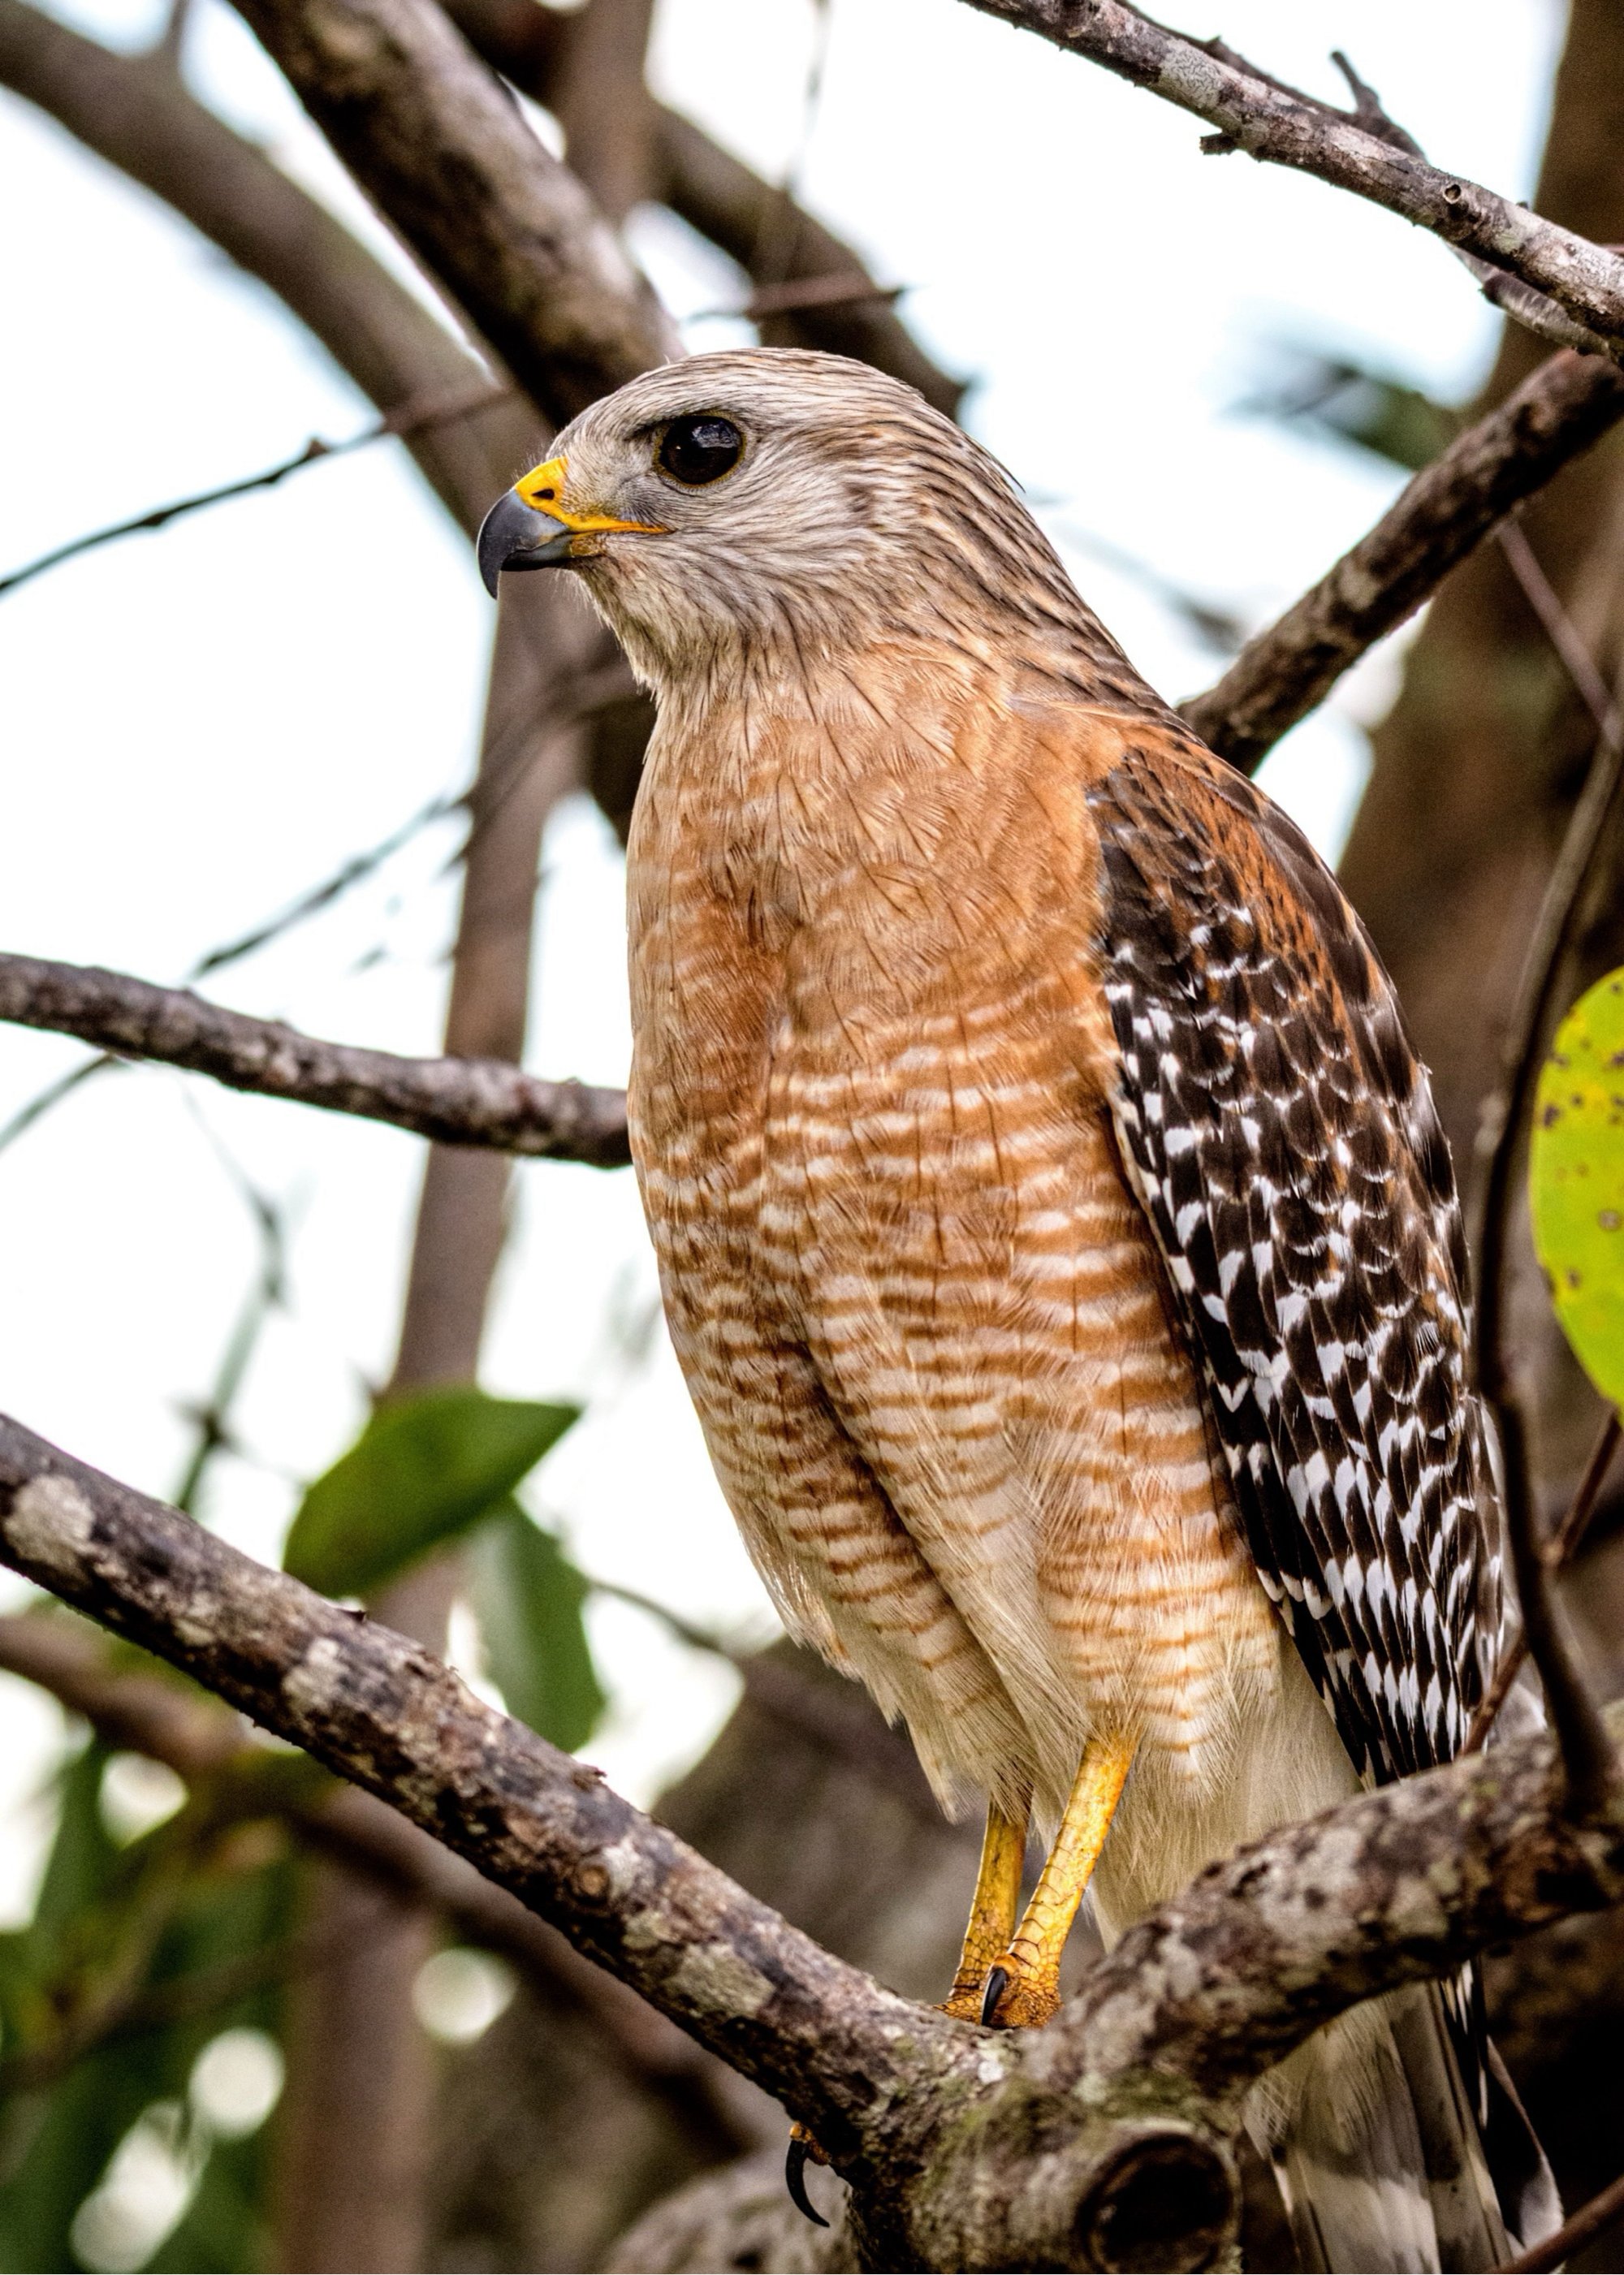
left=0, top=1412, right=968, bottom=2178
left=0, top=954, right=630, bottom=1166
left=1502, top=2166, right=1624, bottom=2274
left=956, top=1, right=1624, bottom=364
left=3, top=1411, right=1624, bottom=2269
left=1184, top=351, right=1624, bottom=770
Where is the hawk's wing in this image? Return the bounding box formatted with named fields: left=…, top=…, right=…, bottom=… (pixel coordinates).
left=1087, top=740, right=1498, bottom=1785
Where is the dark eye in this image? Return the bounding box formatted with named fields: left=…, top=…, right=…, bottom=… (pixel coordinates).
left=656, top=414, right=744, bottom=486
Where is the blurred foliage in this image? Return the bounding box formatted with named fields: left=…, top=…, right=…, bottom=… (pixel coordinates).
left=0, top=1735, right=297, bottom=2273
left=283, top=1384, right=578, bottom=1598
left=1242, top=344, right=1457, bottom=473
left=1531, top=965, right=1624, bottom=1407
left=0, top=1380, right=604, bottom=2269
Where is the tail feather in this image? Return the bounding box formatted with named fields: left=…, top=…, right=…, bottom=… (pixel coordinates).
left=1244, top=1988, right=1514, bottom=2273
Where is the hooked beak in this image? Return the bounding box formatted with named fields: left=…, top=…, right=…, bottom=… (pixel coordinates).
left=477, top=489, right=572, bottom=594
left=476, top=452, right=663, bottom=597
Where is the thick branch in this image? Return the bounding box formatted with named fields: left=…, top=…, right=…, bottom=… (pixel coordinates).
left=957, top=1, right=1624, bottom=364
left=434, top=0, right=964, bottom=418
left=1186, top=349, right=1624, bottom=770
left=5, top=1410, right=1624, bottom=2272
left=0, top=953, right=630, bottom=1166
left=0, top=1413, right=967, bottom=2178
left=227, top=0, right=676, bottom=424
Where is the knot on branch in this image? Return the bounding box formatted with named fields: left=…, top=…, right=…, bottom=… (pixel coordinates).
left=1075, top=2128, right=1237, bottom=2273
left=898, top=2079, right=1241, bottom=2275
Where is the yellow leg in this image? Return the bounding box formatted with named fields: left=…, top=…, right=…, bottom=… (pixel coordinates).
left=983, top=1733, right=1136, bottom=2029
left=939, top=1795, right=1030, bottom=2022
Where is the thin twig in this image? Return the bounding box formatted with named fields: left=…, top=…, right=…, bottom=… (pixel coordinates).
left=1496, top=2163, right=1624, bottom=2273
left=0, top=1049, right=122, bottom=1155
left=1183, top=351, right=1624, bottom=770
left=0, top=953, right=632, bottom=1164
left=1496, top=520, right=1619, bottom=735
left=1464, top=1408, right=1622, bottom=1752
left=170, top=1157, right=290, bottom=1516
left=957, top=0, right=1624, bottom=366
left=1469, top=530, right=1624, bottom=1815
left=192, top=790, right=460, bottom=980
left=0, top=382, right=510, bottom=601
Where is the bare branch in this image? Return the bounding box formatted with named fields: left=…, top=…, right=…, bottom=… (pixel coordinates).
left=435, top=0, right=965, bottom=418
left=0, top=382, right=508, bottom=602
left=226, top=0, right=676, bottom=425
left=1501, top=2166, right=1624, bottom=2274
left=0, top=0, right=538, bottom=533
left=0, top=1411, right=965, bottom=2169
left=1185, top=350, right=1624, bottom=771
left=4, top=1409, right=1624, bottom=2269
left=955, top=0, right=1624, bottom=365
left=1467, top=533, right=1624, bottom=1815
left=0, top=953, right=631, bottom=1166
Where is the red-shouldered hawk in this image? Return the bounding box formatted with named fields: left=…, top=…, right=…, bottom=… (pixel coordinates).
left=477, top=349, right=1556, bottom=2273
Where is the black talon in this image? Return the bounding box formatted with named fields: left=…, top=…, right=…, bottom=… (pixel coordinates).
left=786, top=2135, right=831, bottom=2228
left=980, top=1963, right=1010, bottom=2027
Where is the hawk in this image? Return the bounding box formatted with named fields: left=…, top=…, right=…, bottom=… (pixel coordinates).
left=478, top=349, right=1552, bottom=2271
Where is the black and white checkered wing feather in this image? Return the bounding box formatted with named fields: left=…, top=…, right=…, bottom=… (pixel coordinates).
left=1088, top=749, right=1498, bottom=1785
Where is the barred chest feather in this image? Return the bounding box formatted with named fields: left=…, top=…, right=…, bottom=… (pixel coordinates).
left=624, top=659, right=1327, bottom=1896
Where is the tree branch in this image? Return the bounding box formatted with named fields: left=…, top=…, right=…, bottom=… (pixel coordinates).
left=0, top=0, right=538, bottom=533
left=955, top=1, right=1624, bottom=365
left=3, top=1409, right=1624, bottom=2269
left=0, top=382, right=509, bottom=601
left=0, top=1414, right=966, bottom=2176
left=226, top=0, right=676, bottom=425
left=434, top=0, right=965, bottom=419
left=0, top=953, right=631, bottom=1166
left=1465, top=538, right=1624, bottom=1815
left=1185, top=349, right=1624, bottom=771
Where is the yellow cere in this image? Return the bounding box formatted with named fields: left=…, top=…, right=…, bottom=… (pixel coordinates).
left=514, top=453, right=663, bottom=533
left=1530, top=963, right=1624, bottom=1407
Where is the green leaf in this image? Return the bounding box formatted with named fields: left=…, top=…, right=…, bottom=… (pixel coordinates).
left=283, top=1387, right=579, bottom=1599
left=1531, top=965, right=1624, bottom=1406
left=465, top=1504, right=606, bottom=1751
left=0, top=1769, right=296, bottom=2275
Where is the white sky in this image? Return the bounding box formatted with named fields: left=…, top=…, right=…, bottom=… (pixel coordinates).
left=0, top=0, right=1565, bottom=1906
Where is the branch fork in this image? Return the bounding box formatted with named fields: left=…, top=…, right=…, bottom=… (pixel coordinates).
left=3, top=1410, right=1624, bottom=2269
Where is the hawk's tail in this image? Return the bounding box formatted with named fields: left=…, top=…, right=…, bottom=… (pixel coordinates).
left=1245, top=1981, right=1558, bottom=2272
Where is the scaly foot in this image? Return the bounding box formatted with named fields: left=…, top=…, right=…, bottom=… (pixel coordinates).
left=978, top=1953, right=1061, bottom=2028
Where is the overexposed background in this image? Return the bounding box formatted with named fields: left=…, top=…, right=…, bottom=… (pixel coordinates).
left=0, top=0, right=1563, bottom=1920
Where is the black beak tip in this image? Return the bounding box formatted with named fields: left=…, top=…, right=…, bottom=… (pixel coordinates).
left=477, top=489, right=568, bottom=598
left=476, top=492, right=516, bottom=598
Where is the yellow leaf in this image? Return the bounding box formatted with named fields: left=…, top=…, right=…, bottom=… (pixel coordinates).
left=1530, top=965, right=1624, bottom=1406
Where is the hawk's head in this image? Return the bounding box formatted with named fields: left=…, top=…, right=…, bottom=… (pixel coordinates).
left=477, top=348, right=1088, bottom=698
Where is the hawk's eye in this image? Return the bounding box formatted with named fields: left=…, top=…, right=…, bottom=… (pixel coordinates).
left=656, top=415, right=744, bottom=487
